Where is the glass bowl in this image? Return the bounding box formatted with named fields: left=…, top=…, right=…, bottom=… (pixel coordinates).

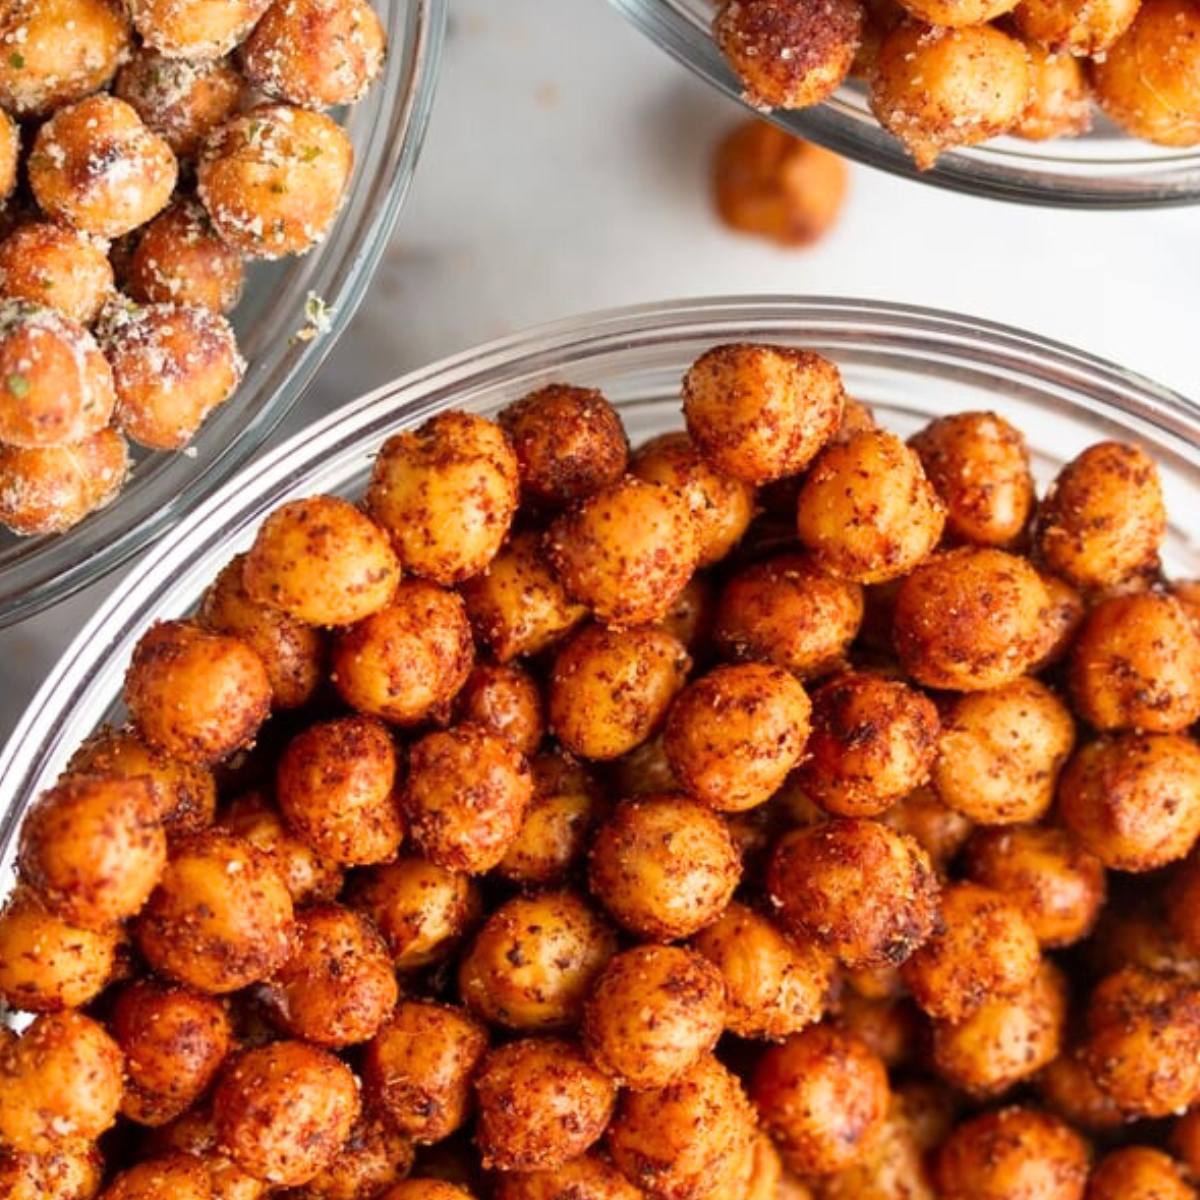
left=607, top=0, right=1200, bottom=208
left=0, top=0, right=446, bottom=629
left=2, top=293, right=1200, bottom=894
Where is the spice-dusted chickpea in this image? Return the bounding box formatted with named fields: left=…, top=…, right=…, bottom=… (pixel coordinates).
left=1087, top=891, right=1200, bottom=982
left=124, top=619, right=272, bottom=764
left=403, top=725, right=532, bottom=873
left=664, top=663, right=811, bottom=813
left=713, top=0, right=863, bottom=109
left=608, top=732, right=680, bottom=797
left=346, top=857, right=480, bottom=972
left=214, top=1041, right=360, bottom=1188
left=966, top=825, right=1105, bottom=948
left=871, top=23, right=1031, bottom=170
left=815, top=1090, right=935, bottom=1200
left=1014, top=47, right=1093, bottom=141
left=0, top=110, right=14, bottom=202
left=127, top=0, right=271, bottom=56
left=935, top=1107, right=1088, bottom=1200
left=1036, top=1048, right=1124, bottom=1133
left=0, top=1012, right=124, bottom=1153
left=1014, top=0, right=1139, bottom=52
left=143, top=1104, right=266, bottom=1200
left=713, top=553, right=863, bottom=678
left=243, top=495, right=400, bottom=627
left=458, top=890, right=616, bottom=1031
left=100, top=1155, right=213, bottom=1200
left=881, top=784, right=972, bottom=871
left=363, top=1001, right=488, bottom=1144
left=135, top=829, right=294, bottom=994
left=275, top=716, right=401, bottom=867
left=1059, top=733, right=1200, bottom=871
left=797, top=430, right=944, bottom=583
left=111, top=980, right=232, bottom=1126
left=607, top=1053, right=755, bottom=1200
left=549, top=624, right=690, bottom=762
left=894, top=548, right=1051, bottom=691
left=1037, top=442, right=1165, bottom=589
left=1087, top=1148, right=1196, bottom=1200
left=1083, top=966, right=1200, bottom=1117
left=752, top=1025, right=889, bottom=1177
left=198, top=105, right=353, bottom=259
left=474, top=1038, right=616, bottom=1173
left=1035, top=571, right=1086, bottom=668
left=494, top=1154, right=643, bottom=1200
left=454, top=663, right=544, bottom=756
left=0, top=1141, right=104, bottom=1200
left=767, top=818, right=939, bottom=970
left=831, top=989, right=922, bottom=1069
left=692, top=901, right=834, bottom=1040
left=283, top=1114, right=414, bottom=1200
left=589, top=794, right=741, bottom=941
left=380, top=1185, right=473, bottom=1200
left=902, top=881, right=1039, bottom=1022
left=0, top=224, right=114, bottom=324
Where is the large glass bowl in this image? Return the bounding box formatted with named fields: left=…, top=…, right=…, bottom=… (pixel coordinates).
left=607, top=0, right=1200, bottom=208
left=2, top=294, right=1200, bottom=893
left=0, top=0, right=446, bottom=628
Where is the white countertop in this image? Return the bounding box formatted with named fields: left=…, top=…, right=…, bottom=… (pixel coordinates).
left=2, top=0, right=1197, bottom=742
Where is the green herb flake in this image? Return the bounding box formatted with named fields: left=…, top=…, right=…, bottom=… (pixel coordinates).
left=8, top=52, right=24, bottom=69
left=7, top=373, right=30, bottom=397
left=300, top=145, right=322, bottom=163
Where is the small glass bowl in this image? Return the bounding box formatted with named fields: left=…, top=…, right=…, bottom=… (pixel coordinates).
left=0, top=0, right=446, bottom=628
left=607, top=0, right=1200, bottom=208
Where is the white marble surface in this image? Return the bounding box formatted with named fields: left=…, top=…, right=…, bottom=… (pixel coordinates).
left=2, top=0, right=1198, bottom=741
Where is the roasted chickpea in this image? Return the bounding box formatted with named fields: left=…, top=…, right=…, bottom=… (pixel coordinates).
left=0, top=223, right=114, bottom=324
left=141, top=1104, right=266, bottom=1200
left=767, top=818, right=939, bottom=970
left=881, top=784, right=972, bottom=871
left=1014, top=47, right=1093, bottom=141
left=453, top=663, right=544, bottom=756
left=588, top=794, right=741, bottom=941
left=1015, top=0, right=1139, bottom=52
left=100, top=1155, right=213, bottom=1200
left=895, top=0, right=1017, bottom=25
left=0, top=109, right=14, bottom=201
left=1086, top=1148, right=1195, bottom=1200
left=124, top=619, right=271, bottom=764
left=243, top=495, right=400, bottom=627
left=198, top=105, right=352, bottom=259
left=0, top=1141, right=104, bottom=1200
left=214, top=1041, right=360, bottom=1188
left=135, top=828, right=294, bottom=994
left=1033, top=572, right=1086, bottom=669
left=380, top=1185, right=473, bottom=1200
left=871, top=22, right=1031, bottom=170
left=494, top=1154, right=643, bottom=1200
left=127, top=200, right=244, bottom=313
left=654, top=572, right=716, bottom=654
left=831, top=989, right=922, bottom=1070
left=608, top=732, right=680, bottom=797
left=797, top=429, right=944, bottom=583
left=363, top=1001, right=488, bottom=1144
left=127, top=0, right=270, bottom=56
left=1059, top=733, right=1200, bottom=872
left=287, top=1114, right=414, bottom=1200
left=1036, top=1048, right=1124, bottom=1133
left=458, top=890, right=616, bottom=1031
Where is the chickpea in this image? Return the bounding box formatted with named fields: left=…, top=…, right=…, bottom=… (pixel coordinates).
left=1014, top=47, right=1093, bottom=141
left=831, top=989, right=922, bottom=1070
left=870, top=22, right=1031, bottom=170
left=288, top=1114, right=414, bottom=1200
left=100, top=1155, right=213, bottom=1200
left=0, top=1141, right=104, bottom=1200
left=0, top=223, right=114, bottom=324
left=1015, top=0, right=1139, bottom=52
left=1087, top=894, right=1200, bottom=983
left=243, top=495, right=400, bottom=627
left=127, top=0, right=270, bottom=56
left=454, top=663, right=544, bottom=755
left=767, top=818, right=939, bottom=969
left=588, top=794, right=741, bottom=940
left=654, top=572, right=716, bottom=654
left=1036, top=1048, right=1124, bottom=1133
left=493, top=1154, right=643, bottom=1200
left=1086, top=1148, right=1196, bottom=1200
left=124, top=619, right=272, bottom=764
left=608, top=732, right=680, bottom=798
left=143, top=1104, right=266, bottom=1200
left=1034, top=571, right=1086, bottom=669
left=0, top=109, right=14, bottom=201
left=458, top=890, right=616, bottom=1031
left=380, top=1185, right=473, bottom=1200
left=881, top=784, right=972, bottom=871
left=1059, top=733, right=1200, bottom=872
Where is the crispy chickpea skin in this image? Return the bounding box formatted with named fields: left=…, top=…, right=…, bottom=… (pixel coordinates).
left=283, top=1113, right=414, bottom=1200
left=363, top=1001, right=488, bottom=1144
left=713, top=0, right=863, bottom=110
left=1037, top=442, right=1166, bottom=589
left=751, top=1025, right=890, bottom=1177
left=1059, top=733, right=1200, bottom=872
left=458, top=890, right=616, bottom=1031
left=243, top=495, right=400, bottom=627
left=494, top=1154, right=643, bottom=1200
left=935, top=1107, right=1089, bottom=1200
left=871, top=22, right=1031, bottom=170
left=549, top=624, right=691, bottom=762
left=128, top=199, right=244, bottom=313
left=588, top=794, right=742, bottom=940
left=0, top=1012, right=124, bottom=1153
left=1015, top=0, right=1139, bottom=53
left=127, top=0, right=271, bottom=57
left=0, top=224, right=114, bottom=324
left=124, top=619, right=272, bottom=764
left=1014, top=46, right=1093, bottom=142
left=1087, top=1148, right=1196, bottom=1200
left=198, top=104, right=353, bottom=259
left=0, top=1140, right=104, bottom=1200
left=214, top=1041, right=360, bottom=1188
left=474, top=1038, right=616, bottom=1173
left=454, top=663, right=544, bottom=755
left=1036, top=1048, right=1125, bottom=1133
left=135, top=828, right=294, bottom=994
left=767, top=818, right=939, bottom=970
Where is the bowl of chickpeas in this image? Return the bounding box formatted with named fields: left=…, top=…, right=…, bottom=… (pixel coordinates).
left=609, top=0, right=1200, bottom=206
left=2, top=293, right=1200, bottom=1198
left=0, top=0, right=445, bottom=627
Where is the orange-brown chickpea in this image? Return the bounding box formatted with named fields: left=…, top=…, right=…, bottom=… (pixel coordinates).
left=0, top=1140, right=104, bottom=1200
left=379, top=1184, right=473, bottom=1200
left=100, top=1155, right=213, bottom=1200
left=127, top=0, right=269, bottom=57
left=493, top=1154, right=643, bottom=1200
left=1036, top=1049, right=1125, bottom=1133
left=608, top=732, right=680, bottom=798
left=140, top=1103, right=267, bottom=1200
left=896, top=0, right=1017, bottom=24
left=1035, top=571, right=1087, bottom=668
left=0, top=223, right=114, bottom=324
left=1014, top=47, right=1093, bottom=141
left=454, top=662, right=544, bottom=755
left=287, top=1114, right=414, bottom=1200
left=0, top=110, right=14, bottom=201
left=1015, top=0, right=1139, bottom=52
left=1087, top=1148, right=1196, bottom=1200
left=831, top=989, right=922, bottom=1070
left=881, top=784, right=973, bottom=871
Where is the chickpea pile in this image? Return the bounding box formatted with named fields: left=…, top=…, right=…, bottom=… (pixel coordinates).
left=0, top=0, right=386, bottom=540
left=713, top=0, right=1200, bottom=169
left=4, top=341, right=1200, bottom=1200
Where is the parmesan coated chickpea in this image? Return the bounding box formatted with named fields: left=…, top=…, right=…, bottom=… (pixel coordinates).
left=243, top=495, right=400, bottom=627
left=691, top=901, right=834, bottom=1040
left=363, top=1000, right=488, bottom=1144
left=1015, top=0, right=1139, bottom=52
left=124, top=619, right=271, bottom=764
left=458, top=890, right=616, bottom=1032
left=99, top=1155, right=212, bottom=1200
left=135, top=828, right=294, bottom=994
left=548, top=623, right=691, bottom=762
left=767, top=818, right=939, bottom=970
left=281, top=1114, right=413, bottom=1200
left=493, top=1155, right=643, bottom=1200
left=1014, top=47, right=1093, bottom=141
left=588, top=794, right=741, bottom=941
left=0, top=1141, right=104, bottom=1200
left=0, top=224, right=114, bottom=324
left=474, top=1038, right=616, bottom=1173
left=1087, top=1148, right=1196, bottom=1200
left=664, top=662, right=811, bottom=813
left=796, top=429, right=944, bottom=583
left=881, top=783, right=972, bottom=871
left=1036, top=1048, right=1124, bottom=1133
left=127, top=0, right=271, bottom=57
left=683, top=343, right=844, bottom=484
left=896, top=0, right=1017, bottom=24
left=454, top=663, right=544, bottom=756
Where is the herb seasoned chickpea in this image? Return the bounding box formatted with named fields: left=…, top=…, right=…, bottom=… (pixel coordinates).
left=1014, top=0, right=1139, bottom=53
left=0, top=224, right=114, bottom=324
left=588, top=794, right=741, bottom=941
left=1014, top=47, right=1093, bottom=142
left=284, top=1114, right=414, bottom=1200
left=127, top=0, right=271, bottom=57
left=1087, top=1148, right=1196, bottom=1200
left=881, top=784, right=972, bottom=871
left=0, top=1140, right=104, bottom=1200
left=767, top=818, right=939, bottom=970
left=454, top=663, right=544, bottom=756
left=458, top=890, right=616, bottom=1032
left=494, top=1154, right=643, bottom=1200
left=1036, top=1048, right=1125, bottom=1133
